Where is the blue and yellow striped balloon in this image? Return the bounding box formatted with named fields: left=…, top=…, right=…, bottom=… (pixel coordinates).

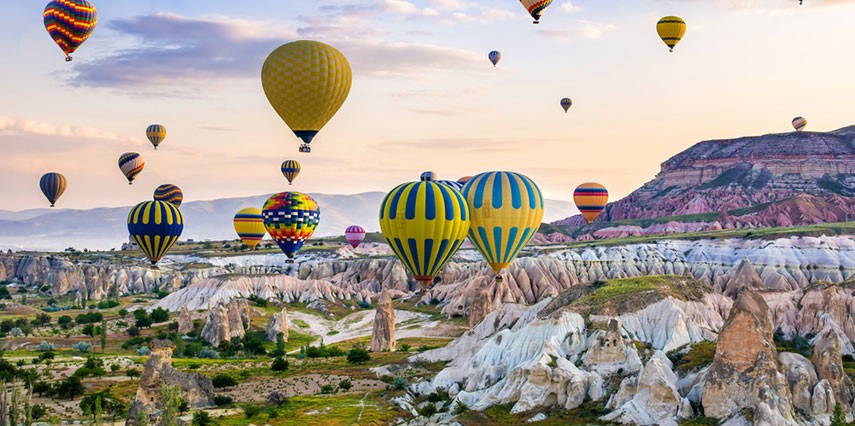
left=462, top=171, right=545, bottom=274
left=146, top=124, right=167, bottom=150
left=436, top=180, right=464, bottom=191
left=127, top=200, right=184, bottom=265
left=153, top=184, right=183, bottom=207
left=39, top=172, right=67, bottom=207
left=379, top=181, right=470, bottom=286
left=281, top=160, right=301, bottom=185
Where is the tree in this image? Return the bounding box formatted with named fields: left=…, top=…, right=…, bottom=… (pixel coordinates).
left=118, top=308, right=128, bottom=318
left=271, top=357, right=289, bottom=372
left=126, top=368, right=140, bottom=379
left=100, top=319, right=107, bottom=353
left=0, top=319, right=13, bottom=332
left=347, top=347, right=371, bottom=365
left=58, top=315, right=73, bottom=329
left=94, top=395, right=103, bottom=426
left=339, top=379, right=352, bottom=391
left=82, top=323, right=96, bottom=337
left=55, top=376, right=85, bottom=400
left=211, top=374, right=237, bottom=389
left=831, top=402, right=846, bottom=426
left=34, top=313, right=51, bottom=326
left=127, top=325, right=140, bottom=337
left=192, top=411, right=212, bottom=426
left=161, top=384, right=181, bottom=426
left=150, top=307, right=169, bottom=323
left=72, top=341, right=92, bottom=353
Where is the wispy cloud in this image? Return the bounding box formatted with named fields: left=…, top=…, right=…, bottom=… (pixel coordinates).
left=537, top=21, right=617, bottom=41
left=0, top=116, right=130, bottom=142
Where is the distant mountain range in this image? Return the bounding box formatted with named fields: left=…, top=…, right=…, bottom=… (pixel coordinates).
left=553, top=125, right=855, bottom=233
left=0, top=193, right=574, bottom=251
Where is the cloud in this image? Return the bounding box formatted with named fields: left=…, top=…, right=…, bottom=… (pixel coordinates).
left=561, top=2, right=583, bottom=14
left=537, top=21, right=617, bottom=41
left=70, top=12, right=484, bottom=89
left=0, top=116, right=129, bottom=142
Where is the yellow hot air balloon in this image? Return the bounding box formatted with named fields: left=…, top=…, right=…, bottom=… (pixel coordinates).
left=234, top=208, right=266, bottom=250
left=657, top=16, right=686, bottom=52
left=573, top=183, right=609, bottom=224
left=379, top=180, right=470, bottom=287
left=261, top=40, right=352, bottom=153
left=461, top=172, right=544, bottom=274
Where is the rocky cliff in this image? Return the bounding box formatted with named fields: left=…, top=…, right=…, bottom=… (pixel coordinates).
left=554, top=126, right=855, bottom=228
left=371, top=289, right=396, bottom=352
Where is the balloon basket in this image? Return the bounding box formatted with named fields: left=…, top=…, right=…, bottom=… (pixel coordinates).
left=299, top=144, right=311, bottom=153
left=65, top=56, right=72, bottom=62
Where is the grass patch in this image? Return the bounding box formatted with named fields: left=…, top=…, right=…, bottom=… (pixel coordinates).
left=669, top=341, right=717, bottom=374
left=292, top=319, right=310, bottom=329
left=561, top=276, right=707, bottom=316
left=457, top=401, right=614, bottom=425
left=213, top=393, right=408, bottom=426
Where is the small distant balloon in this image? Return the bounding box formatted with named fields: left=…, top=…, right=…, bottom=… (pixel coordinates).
left=457, top=176, right=473, bottom=184
left=153, top=184, right=183, bottom=207
left=43, top=0, right=97, bottom=62
left=146, top=124, right=167, bottom=150
left=561, top=98, right=572, bottom=113
left=437, top=180, right=465, bottom=191
left=234, top=207, right=266, bottom=250
left=118, top=152, right=144, bottom=185
left=488, top=51, right=501, bottom=67
left=39, top=172, right=67, bottom=207
left=792, top=117, right=808, bottom=132
left=345, top=225, right=366, bottom=249
left=519, top=0, right=553, bottom=24
left=281, top=160, right=301, bottom=185
left=657, top=16, right=686, bottom=52
left=574, top=183, right=609, bottom=224
left=420, top=171, right=437, bottom=182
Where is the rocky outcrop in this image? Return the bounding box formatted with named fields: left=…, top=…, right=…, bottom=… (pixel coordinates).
left=723, top=258, right=764, bottom=298
left=779, top=352, right=818, bottom=414
left=126, top=340, right=214, bottom=425
left=469, top=285, right=493, bottom=328
left=812, top=329, right=855, bottom=412
left=266, top=307, right=289, bottom=342
left=200, top=299, right=251, bottom=347
left=370, top=289, right=396, bottom=352
left=603, top=352, right=693, bottom=425
left=701, top=291, right=796, bottom=424
left=582, top=319, right=642, bottom=375
left=177, top=306, right=193, bottom=334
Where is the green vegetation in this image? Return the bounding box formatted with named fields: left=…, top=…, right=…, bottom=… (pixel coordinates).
left=668, top=341, right=717, bottom=374
left=679, top=416, right=720, bottom=426
left=457, top=401, right=614, bottom=425
left=213, top=394, right=405, bottom=426
left=773, top=329, right=814, bottom=358
left=567, top=276, right=707, bottom=316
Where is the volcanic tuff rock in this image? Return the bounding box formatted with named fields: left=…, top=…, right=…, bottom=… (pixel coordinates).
left=177, top=306, right=193, bottom=334
left=555, top=126, right=855, bottom=225
left=200, top=299, right=251, bottom=347
left=469, top=284, right=493, bottom=328
left=722, top=258, right=765, bottom=298
left=581, top=319, right=643, bottom=375
left=370, top=289, right=396, bottom=352
left=701, top=291, right=796, bottom=424
left=126, top=340, right=214, bottom=425
left=603, top=352, right=693, bottom=425
left=812, top=329, right=855, bottom=412
left=266, top=307, right=289, bottom=342
left=778, top=352, right=818, bottom=414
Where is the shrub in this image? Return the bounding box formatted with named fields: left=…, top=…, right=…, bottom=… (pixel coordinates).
left=127, top=325, right=140, bottom=337
left=399, top=344, right=411, bottom=352
left=32, top=404, right=47, bottom=419
left=38, top=341, right=55, bottom=351
left=199, top=347, right=219, bottom=359
left=192, top=411, right=212, bottom=426
left=271, top=357, right=289, bottom=372
left=347, top=347, right=371, bottom=364
left=213, top=395, right=233, bottom=406
left=392, top=376, right=408, bottom=390
left=420, top=402, right=437, bottom=417
left=320, top=384, right=336, bottom=394
left=118, top=308, right=128, bottom=318
left=339, top=379, right=352, bottom=391
left=72, top=341, right=92, bottom=353
left=137, top=346, right=151, bottom=356
left=243, top=404, right=261, bottom=418
left=150, top=307, right=170, bottom=323
left=211, top=373, right=237, bottom=389
left=453, top=401, right=469, bottom=415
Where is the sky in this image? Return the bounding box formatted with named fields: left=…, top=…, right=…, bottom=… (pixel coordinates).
left=1, top=0, right=854, bottom=214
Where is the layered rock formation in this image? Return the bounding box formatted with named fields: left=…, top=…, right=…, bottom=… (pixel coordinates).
left=177, top=306, right=193, bottom=334
left=126, top=340, right=214, bottom=425
left=469, top=285, right=493, bottom=329
left=266, top=307, right=289, bottom=342
left=603, top=352, right=692, bottom=425
left=200, top=299, right=252, bottom=347
left=370, top=289, right=396, bottom=352
left=812, top=329, right=854, bottom=411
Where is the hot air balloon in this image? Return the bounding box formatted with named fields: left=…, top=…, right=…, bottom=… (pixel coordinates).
left=488, top=51, right=501, bottom=67
left=461, top=171, right=544, bottom=275
left=127, top=200, right=183, bottom=266
left=345, top=225, right=366, bottom=249
left=261, top=40, right=352, bottom=153
left=39, top=172, right=67, bottom=207
left=118, top=152, right=144, bottom=185
left=520, top=0, right=553, bottom=24
left=573, top=183, right=609, bottom=224
left=657, top=16, right=686, bottom=52
left=379, top=180, right=470, bottom=286
left=146, top=124, right=166, bottom=150
left=437, top=180, right=465, bottom=191
left=153, top=184, right=183, bottom=207
left=792, top=117, right=808, bottom=132
left=262, top=192, right=320, bottom=259
left=281, top=160, right=301, bottom=185
left=420, top=171, right=437, bottom=182
left=458, top=176, right=473, bottom=184
left=234, top=208, right=266, bottom=250
left=561, top=98, right=572, bottom=113
left=43, top=0, right=97, bottom=62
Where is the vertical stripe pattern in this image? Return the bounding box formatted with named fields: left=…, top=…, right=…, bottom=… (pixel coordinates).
left=379, top=181, right=470, bottom=285
left=127, top=200, right=183, bottom=265
left=146, top=124, right=167, bottom=149
left=39, top=172, right=67, bottom=207
left=262, top=192, right=320, bottom=259
left=280, top=160, right=301, bottom=185
left=462, top=171, right=545, bottom=274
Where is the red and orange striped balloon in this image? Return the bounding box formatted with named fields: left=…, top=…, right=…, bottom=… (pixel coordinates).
left=573, top=183, right=609, bottom=224
left=43, top=0, right=97, bottom=62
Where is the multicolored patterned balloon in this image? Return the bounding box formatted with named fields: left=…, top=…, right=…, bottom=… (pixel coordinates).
left=573, top=182, right=609, bottom=224
left=118, top=152, right=144, bottom=185
left=281, top=160, right=301, bottom=185
left=153, top=184, right=183, bottom=207
left=520, top=0, right=553, bottom=24
left=127, top=200, right=183, bottom=265
left=262, top=192, right=320, bottom=258
left=146, top=124, right=167, bottom=150
left=43, top=0, right=97, bottom=62
left=792, top=117, right=808, bottom=132
left=345, top=225, right=366, bottom=249
left=379, top=180, right=470, bottom=286
left=462, top=171, right=544, bottom=274
left=436, top=180, right=465, bottom=191
left=234, top=207, right=266, bottom=250
left=39, top=172, right=67, bottom=207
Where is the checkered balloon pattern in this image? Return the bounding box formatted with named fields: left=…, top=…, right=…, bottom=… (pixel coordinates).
left=262, top=192, right=320, bottom=258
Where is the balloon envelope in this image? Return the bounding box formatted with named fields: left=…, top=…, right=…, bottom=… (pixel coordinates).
left=792, top=117, right=808, bottom=132
left=261, top=40, right=352, bottom=152
left=488, top=51, right=501, bottom=66
left=520, top=0, right=553, bottom=23
left=43, top=0, right=97, bottom=61
left=461, top=171, right=545, bottom=274
left=153, top=184, right=183, bottom=207
left=262, top=192, right=320, bottom=258
left=118, top=152, right=144, bottom=185
left=127, top=200, right=183, bottom=265
left=39, top=172, right=67, bottom=207
left=234, top=207, right=266, bottom=250
left=561, top=98, right=572, bottom=112
left=345, top=225, right=366, bottom=249
left=437, top=180, right=465, bottom=191
left=146, top=124, right=167, bottom=150
left=420, top=171, right=437, bottom=182
left=573, top=183, right=609, bottom=224
left=379, top=181, right=470, bottom=286
left=657, top=16, right=686, bottom=52
left=281, top=160, right=301, bottom=185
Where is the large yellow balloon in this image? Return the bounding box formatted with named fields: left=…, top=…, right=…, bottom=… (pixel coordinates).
left=657, top=16, right=686, bottom=52
left=261, top=40, right=352, bottom=153
left=462, top=172, right=545, bottom=274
